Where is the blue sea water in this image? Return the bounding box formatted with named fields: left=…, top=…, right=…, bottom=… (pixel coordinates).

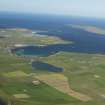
left=1, top=12, right=105, bottom=55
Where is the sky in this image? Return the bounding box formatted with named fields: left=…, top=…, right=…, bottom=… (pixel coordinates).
left=0, top=0, right=105, bottom=18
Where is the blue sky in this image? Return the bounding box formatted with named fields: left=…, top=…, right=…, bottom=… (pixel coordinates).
left=0, top=0, right=105, bottom=18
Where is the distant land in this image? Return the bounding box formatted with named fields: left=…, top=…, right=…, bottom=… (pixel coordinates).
left=67, top=24, right=105, bottom=35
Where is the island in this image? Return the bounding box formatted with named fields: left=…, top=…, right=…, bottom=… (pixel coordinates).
left=67, top=24, right=105, bottom=35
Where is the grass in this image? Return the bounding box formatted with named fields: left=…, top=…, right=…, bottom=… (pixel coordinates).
left=35, top=73, right=91, bottom=102
left=0, top=29, right=75, bottom=105
left=39, top=52, right=105, bottom=105
left=1, top=29, right=105, bottom=105
left=3, top=71, right=28, bottom=78
left=0, top=79, right=77, bottom=105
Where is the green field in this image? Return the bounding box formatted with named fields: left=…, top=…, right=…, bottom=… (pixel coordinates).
left=1, top=29, right=105, bottom=105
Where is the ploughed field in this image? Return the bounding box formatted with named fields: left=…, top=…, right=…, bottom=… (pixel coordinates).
left=0, top=29, right=105, bottom=105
